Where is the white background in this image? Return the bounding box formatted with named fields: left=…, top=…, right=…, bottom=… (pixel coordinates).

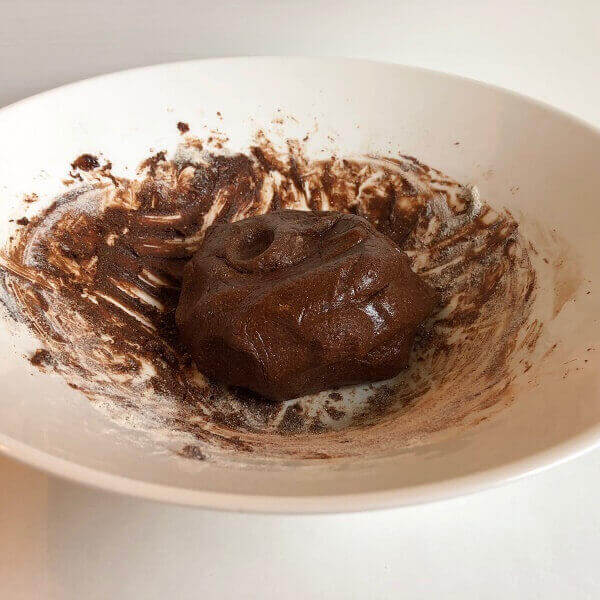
left=1, top=1, right=600, bottom=598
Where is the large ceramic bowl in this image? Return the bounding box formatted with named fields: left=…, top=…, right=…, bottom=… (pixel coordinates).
left=0, top=57, right=598, bottom=512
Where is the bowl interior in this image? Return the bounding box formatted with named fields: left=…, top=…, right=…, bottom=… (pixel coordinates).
left=0, top=57, right=599, bottom=511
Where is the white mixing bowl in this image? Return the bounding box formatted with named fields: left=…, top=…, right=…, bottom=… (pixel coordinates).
left=0, top=57, right=598, bottom=512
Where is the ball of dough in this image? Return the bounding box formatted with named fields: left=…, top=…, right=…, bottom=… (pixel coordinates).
left=176, top=210, right=437, bottom=400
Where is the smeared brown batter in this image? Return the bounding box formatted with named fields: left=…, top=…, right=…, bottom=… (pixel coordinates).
left=71, top=153, right=100, bottom=171
left=0, top=134, right=538, bottom=463
left=176, top=210, right=437, bottom=399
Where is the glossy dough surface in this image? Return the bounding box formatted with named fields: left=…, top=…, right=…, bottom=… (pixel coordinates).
left=176, top=210, right=438, bottom=399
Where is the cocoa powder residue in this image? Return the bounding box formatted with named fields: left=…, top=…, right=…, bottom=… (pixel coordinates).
left=0, top=133, right=540, bottom=464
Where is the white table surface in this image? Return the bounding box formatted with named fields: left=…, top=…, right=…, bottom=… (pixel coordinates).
left=1, top=1, right=599, bottom=598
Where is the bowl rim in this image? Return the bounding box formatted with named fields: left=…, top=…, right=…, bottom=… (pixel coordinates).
left=2, top=55, right=600, bottom=513
left=2, top=426, right=599, bottom=513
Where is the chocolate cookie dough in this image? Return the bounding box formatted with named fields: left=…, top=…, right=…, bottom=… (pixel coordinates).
left=176, top=210, right=438, bottom=400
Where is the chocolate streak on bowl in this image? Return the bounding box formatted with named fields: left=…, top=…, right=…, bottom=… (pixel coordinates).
left=0, top=135, right=538, bottom=463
